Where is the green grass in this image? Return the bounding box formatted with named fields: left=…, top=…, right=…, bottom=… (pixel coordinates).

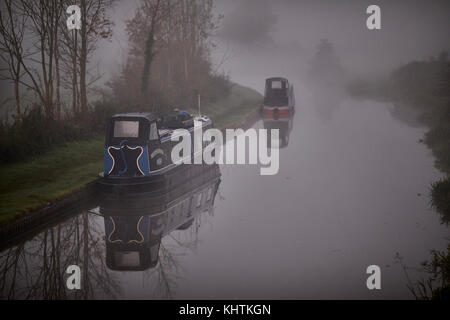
left=0, top=83, right=262, bottom=225
left=0, top=137, right=104, bottom=224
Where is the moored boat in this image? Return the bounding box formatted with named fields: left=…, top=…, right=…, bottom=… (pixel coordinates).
left=98, top=110, right=213, bottom=193
left=262, top=77, right=295, bottom=118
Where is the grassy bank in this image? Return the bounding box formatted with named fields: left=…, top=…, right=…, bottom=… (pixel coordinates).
left=0, top=83, right=262, bottom=225
left=198, top=84, right=263, bottom=129
left=0, top=138, right=104, bottom=224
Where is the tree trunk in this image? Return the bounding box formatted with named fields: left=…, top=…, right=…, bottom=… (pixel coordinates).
left=72, top=30, right=78, bottom=115
left=54, top=10, right=61, bottom=120
left=141, top=31, right=154, bottom=100
left=14, top=61, right=21, bottom=117
left=79, top=0, right=88, bottom=115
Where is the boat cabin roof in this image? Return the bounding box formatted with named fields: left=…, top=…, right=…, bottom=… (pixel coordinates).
left=106, top=112, right=212, bottom=145
left=265, top=78, right=290, bottom=92
left=111, top=112, right=156, bottom=122
left=266, top=77, right=289, bottom=84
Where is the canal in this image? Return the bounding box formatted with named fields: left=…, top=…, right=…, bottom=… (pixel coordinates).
left=0, top=81, right=448, bottom=299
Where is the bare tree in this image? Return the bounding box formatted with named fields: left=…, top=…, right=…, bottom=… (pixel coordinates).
left=78, top=0, right=114, bottom=115
left=0, top=0, right=27, bottom=116
left=112, top=0, right=220, bottom=111
left=16, top=0, right=66, bottom=118
left=125, top=0, right=167, bottom=102
left=0, top=0, right=114, bottom=120
left=59, top=1, right=80, bottom=116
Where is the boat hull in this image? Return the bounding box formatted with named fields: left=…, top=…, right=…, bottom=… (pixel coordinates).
left=97, top=163, right=221, bottom=215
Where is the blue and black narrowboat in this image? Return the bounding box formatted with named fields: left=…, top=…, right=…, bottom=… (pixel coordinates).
left=98, top=110, right=213, bottom=193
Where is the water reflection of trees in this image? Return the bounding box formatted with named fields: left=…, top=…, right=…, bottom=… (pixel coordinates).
left=141, top=206, right=216, bottom=299
left=0, top=212, right=121, bottom=299
left=1, top=169, right=221, bottom=300
left=0, top=195, right=218, bottom=300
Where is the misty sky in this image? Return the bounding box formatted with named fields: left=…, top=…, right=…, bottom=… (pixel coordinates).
left=94, top=0, right=450, bottom=94
left=213, top=0, right=450, bottom=88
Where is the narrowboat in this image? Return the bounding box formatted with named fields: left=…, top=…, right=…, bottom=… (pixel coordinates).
left=262, top=77, right=295, bottom=118
left=98, top=110, right=213, bottom=193
left=100, top=164, right=221, bottom=271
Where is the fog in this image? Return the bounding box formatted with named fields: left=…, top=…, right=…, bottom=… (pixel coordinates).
left=211, top=0, right=450, bottom=86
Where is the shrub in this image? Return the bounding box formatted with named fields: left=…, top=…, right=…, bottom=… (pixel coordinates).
left=430, top=177, right=450, bottom=225
left=0, top=102, right=116, bottom=164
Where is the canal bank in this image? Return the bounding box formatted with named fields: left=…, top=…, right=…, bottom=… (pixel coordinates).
left=0, top=83, right=262, bottom=239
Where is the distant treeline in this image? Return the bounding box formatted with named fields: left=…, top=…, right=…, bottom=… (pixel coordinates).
left=348, top=52, right=450, bottom=300
left=0, top=0, right=231, bottom=164
left=348, top=52, right=449, bottom=129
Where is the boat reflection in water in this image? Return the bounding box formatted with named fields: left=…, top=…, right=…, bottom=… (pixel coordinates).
left=262, top=108, right=294, bottom=149
left=99, top=163, right=221, bottom=272
left=0, top=163, right=221, bottom=299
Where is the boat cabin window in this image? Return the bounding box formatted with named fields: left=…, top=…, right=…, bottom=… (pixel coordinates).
left=270, top=80, right=284, bottom=89
left=149, top=122, right=159, bottom=141
left=114, top=120, right=140, bottom=138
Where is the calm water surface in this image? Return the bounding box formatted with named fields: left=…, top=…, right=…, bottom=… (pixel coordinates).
left=1, top=84, right=448, bottom=299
